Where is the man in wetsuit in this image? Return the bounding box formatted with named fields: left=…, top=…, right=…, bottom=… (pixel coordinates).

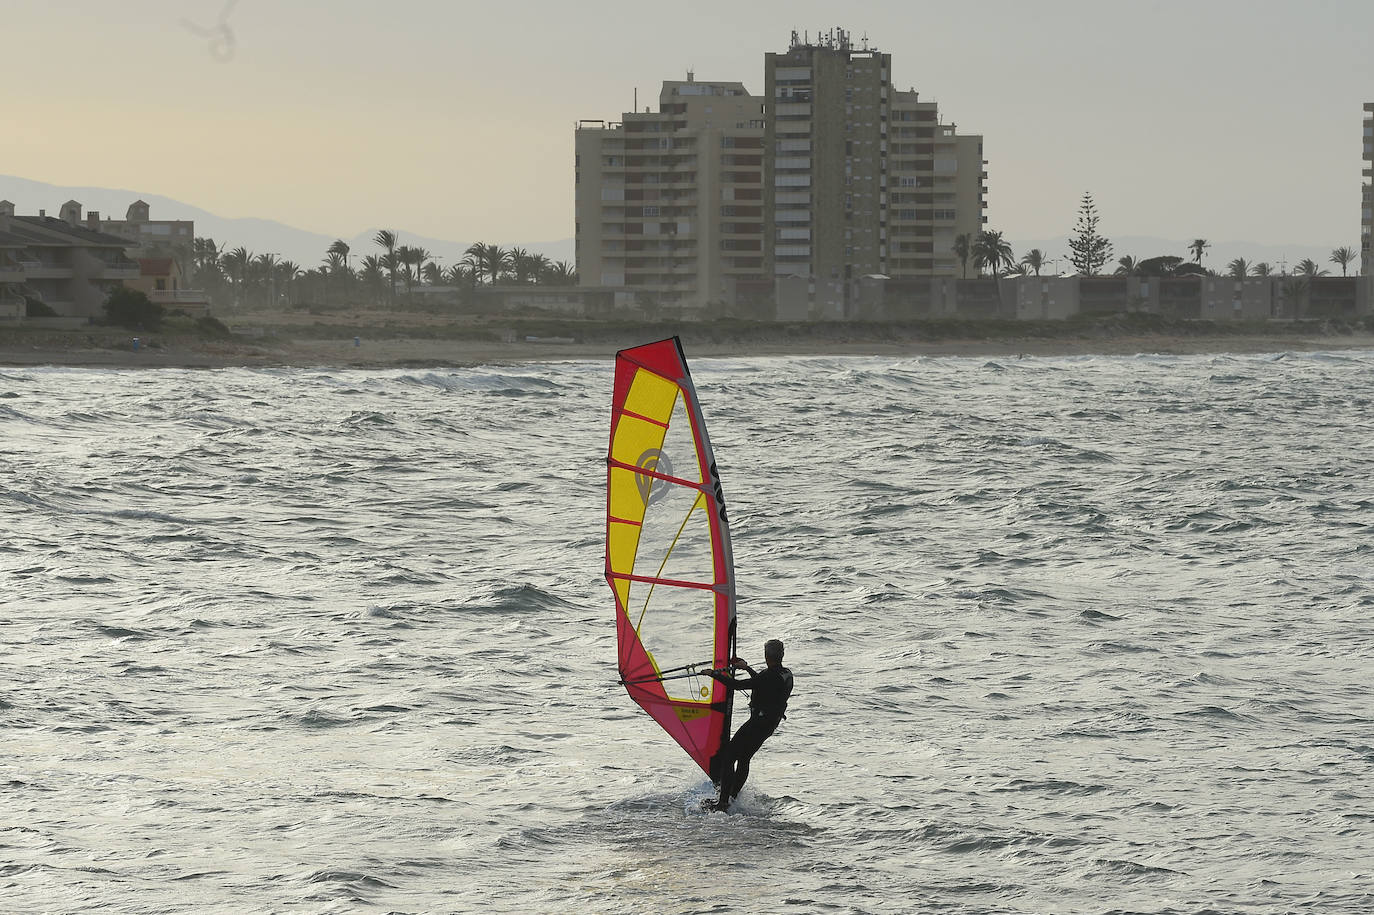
left=709, top=638, right=794, bottom=811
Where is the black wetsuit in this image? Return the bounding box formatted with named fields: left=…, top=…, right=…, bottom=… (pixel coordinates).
left=711, top=664, right=794, bottom=804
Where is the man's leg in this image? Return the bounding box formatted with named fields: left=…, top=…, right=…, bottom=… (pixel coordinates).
left=725, top=718, right=770, bottom=800
left=715, top=744, right=736, bottom=809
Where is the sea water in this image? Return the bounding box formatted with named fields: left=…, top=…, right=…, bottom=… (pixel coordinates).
left=2, top=350, right=1371, bottom=914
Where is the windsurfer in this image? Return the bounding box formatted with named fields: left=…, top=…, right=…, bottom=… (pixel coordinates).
left=708, top=639, right=794, bottom=811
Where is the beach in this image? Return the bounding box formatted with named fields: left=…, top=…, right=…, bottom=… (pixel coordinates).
left=4, top=322, right=1374, bottom=369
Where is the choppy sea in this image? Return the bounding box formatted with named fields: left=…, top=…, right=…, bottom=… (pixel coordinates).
left=2, top=348, right=1372, bottom=914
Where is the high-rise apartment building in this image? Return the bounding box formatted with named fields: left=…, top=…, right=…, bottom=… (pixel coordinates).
left=576, top=32, right=985, bottom=319
left=763, top=29, right=985, bottom=315
left=575, top=77, right=765, bottom=314
left=1363, top=102, right=1372, bottom=277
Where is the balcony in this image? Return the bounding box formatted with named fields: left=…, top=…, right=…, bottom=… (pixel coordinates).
left=23, top=262, right=74, bottom=279
left=99, top=262, right=142, bottom=280
left=0, top=266, right=25, bottom=283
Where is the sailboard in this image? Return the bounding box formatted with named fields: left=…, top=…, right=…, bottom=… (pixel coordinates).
left=605, top=337, right=737, bottom=785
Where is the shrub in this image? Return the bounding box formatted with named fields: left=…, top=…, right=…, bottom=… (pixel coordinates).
left=195, top=315, right=231, bottom=338
left=103, top=286, right=164, bottom=329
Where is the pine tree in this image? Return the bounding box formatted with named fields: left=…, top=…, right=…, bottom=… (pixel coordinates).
left=1068, top=192, right=1112, bottom=276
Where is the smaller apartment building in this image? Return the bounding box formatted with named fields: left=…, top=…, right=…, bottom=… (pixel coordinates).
left=576, top=77, right=766, bottom=315
left=0, top=200, right=141, bottom=319
left=887, top=89, right=985, bottom=280
left=98, top=199, right=197, bottom=284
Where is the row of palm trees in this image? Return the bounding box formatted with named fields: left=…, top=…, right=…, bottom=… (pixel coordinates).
left=950, top=232, right=1362, bottom=281
left=190, top=234, right=576, bottom=309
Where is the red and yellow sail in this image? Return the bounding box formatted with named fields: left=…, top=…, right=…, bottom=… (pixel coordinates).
left=606, top=337, right=736, bottom=780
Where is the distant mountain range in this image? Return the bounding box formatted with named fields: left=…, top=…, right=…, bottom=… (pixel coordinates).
left=2, top=175, right=1351, bottom=278
left=0, top=175, right=575, bottom=271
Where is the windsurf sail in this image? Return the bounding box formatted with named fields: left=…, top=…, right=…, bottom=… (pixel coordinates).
left=606, top=337, right=736, bottom=782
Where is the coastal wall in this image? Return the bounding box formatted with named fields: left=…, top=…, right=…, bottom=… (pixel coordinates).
left=859, top=274, right=1369, bottom=322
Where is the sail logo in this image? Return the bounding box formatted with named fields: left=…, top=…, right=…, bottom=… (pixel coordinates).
left=709, top=462, right=727, bottom=522
left=636, top=449, right=674, bottom=506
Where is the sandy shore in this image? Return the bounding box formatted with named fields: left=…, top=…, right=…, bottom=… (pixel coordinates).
left=2, top=332, right=1372, bottom=370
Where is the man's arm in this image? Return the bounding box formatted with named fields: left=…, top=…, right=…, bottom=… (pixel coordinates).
left=708, top=659, right=757, bottom=689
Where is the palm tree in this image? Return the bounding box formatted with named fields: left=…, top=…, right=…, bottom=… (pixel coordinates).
left=1114, top=255, right=1139, bottom=276
left=1227, top=258, right=1250, bottom=279
left=1020, top=248, right=1045, bottom=276
left=1253, top=262, right=1273, bottom=277
left=394, top=245, right=418, bottom=300
left=359, top=255, right=387, bottom=306
left=327, top=239, right=351, bottom=272
left=422, top=261, right=444, bottom=286
left=461, top=246, right=483, bottom=283
left=446, top=263, right=478, bottom=304
left=222, top=246, right=252, bottom=308
left=971, top=230, right=1014, bottom=279
left=486, top=244, right=511, bottom=284
left=380, top=251, right=401, bottom=299
left=192, top=236, right=222, bottom=275
left=1296, top=258, right=1327, bottom=278
left=255, top=253, right=280, bottom=306
left=373, top=229, right=397, bottom=306
left=952, top=233, right=972, bottom=279
left=1188, top=238, right=1210, bottom=265
left=528, top=252, right=553, bottom=283
left=276, top=261, right=301, bottom=305
left=508, top=246, right=533, bottom=284
left=1330, top=246, right=1357, bottom=276
left=410, top=246, right=433, bottom=286
left=545, top=260, right=576, bottom=285
left=465, top=243, right=510, bottom=285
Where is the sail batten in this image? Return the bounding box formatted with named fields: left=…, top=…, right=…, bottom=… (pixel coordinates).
left=606, top=337, right=736, bottom=781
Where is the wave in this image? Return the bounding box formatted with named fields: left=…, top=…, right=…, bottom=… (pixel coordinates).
left=457, top=583, right=579, bottom=614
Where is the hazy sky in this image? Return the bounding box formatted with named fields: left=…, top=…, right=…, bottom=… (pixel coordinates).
left=5, top=0, right=1372, bottom=247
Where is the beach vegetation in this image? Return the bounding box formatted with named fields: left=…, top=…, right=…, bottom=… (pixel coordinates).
left=1020, top=249, right=1045, bottom=276
left=1329, top=246, right=1357, bottom=276
left=953, top=233, right=972, bottom=278
left=1189, top=238, right=1210, bottom=264
left=972, top=230, right=1015, bottom=279
left=1136, top=255, right=1184, bottom=276
left=373, top=230, right=398, bottom=307
left=103, top=286, right=165, bottom=329
left=1068, top=192, right=1112, bottom=275
left=327, top=239, right=351, bottom=271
